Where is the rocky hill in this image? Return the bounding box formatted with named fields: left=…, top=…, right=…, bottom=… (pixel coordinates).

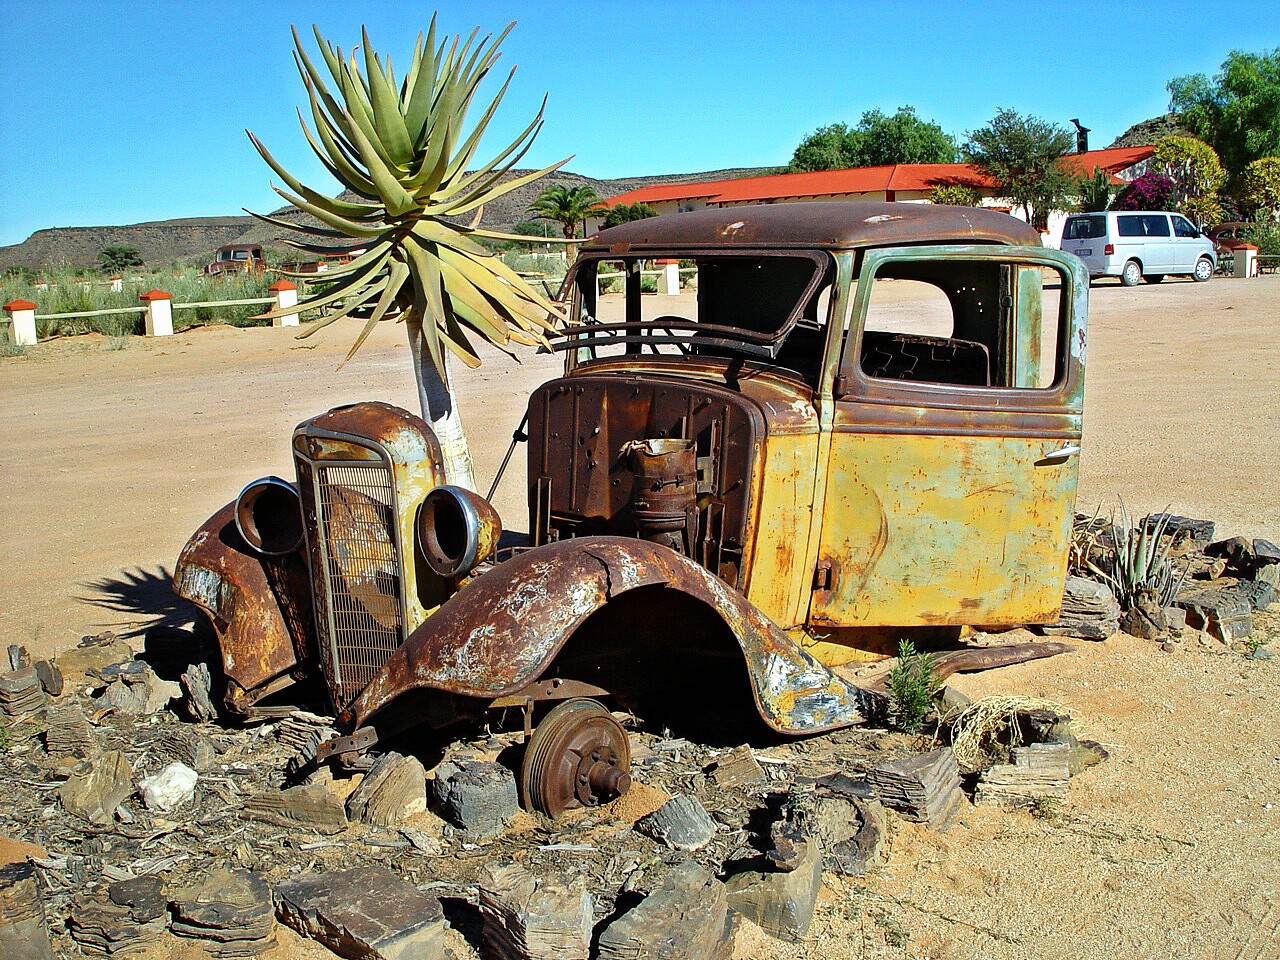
left=0, top=217, right=256, bottom=272
left=1, top=166, right=771, bottom=271
left=1107, top=114, right=1190, bottom=149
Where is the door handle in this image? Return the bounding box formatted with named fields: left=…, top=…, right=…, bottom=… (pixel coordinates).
left=1037, top=444, right=1080, bottom=464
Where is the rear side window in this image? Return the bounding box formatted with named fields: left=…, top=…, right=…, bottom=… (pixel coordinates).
left=1063, top=216, right=1106, bottom=240
left=1117, top=215, right=1171, bottom=238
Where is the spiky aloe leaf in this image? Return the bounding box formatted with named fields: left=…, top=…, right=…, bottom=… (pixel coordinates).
left=247, top=20, right=571, bottom=378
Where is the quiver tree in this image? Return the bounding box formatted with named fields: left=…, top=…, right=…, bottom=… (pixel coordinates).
left=248, top=19, right=570, bottom=491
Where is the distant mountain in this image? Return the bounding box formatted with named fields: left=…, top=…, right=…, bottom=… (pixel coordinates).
left=0, top=217, right=255, bottom=272
left=0, top=167, right=771, bottom=271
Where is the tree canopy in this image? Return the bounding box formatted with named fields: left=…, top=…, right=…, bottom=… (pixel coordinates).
left=97, top=246, right=143, bottom=272
left=963, top=109, right=1076, bottom=228
left=602, top=201, right=659, bottom=229
left=789, top=106, right=957, bottom=172
left=1238, top=156, right=1280, bottom=222
left=527, top=184, right=605, bottom=240
left=1168, top=48, right=1280, bottom=178
left=1150, top=135, right=1226, bottom=226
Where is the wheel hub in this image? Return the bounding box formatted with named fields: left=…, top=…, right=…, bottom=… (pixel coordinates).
left=521, top=698, right=632, bottom=818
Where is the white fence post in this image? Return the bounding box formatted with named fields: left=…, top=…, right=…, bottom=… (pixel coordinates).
left=3, top=298, right=38, bottom=346
left=656, top=258, right=681, bottom=295
left=269, top=280, right=299, bottom=327
left=1233, top=243, right=1258, bottom=279
left=109, top=276, right=123, bottom=293
left=139, top=289, right=174, bottom=337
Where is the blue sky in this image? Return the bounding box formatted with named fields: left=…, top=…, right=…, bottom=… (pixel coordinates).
left=1, top=0, right=1277, bottom=247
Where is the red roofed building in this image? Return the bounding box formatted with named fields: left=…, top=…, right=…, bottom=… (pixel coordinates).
left=592, top=147, right=1154, bottom=247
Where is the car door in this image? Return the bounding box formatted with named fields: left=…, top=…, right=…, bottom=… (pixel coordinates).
left=1170, top=214, right=1201, bottom=272
left=808, top=245, right=1087, bottom=629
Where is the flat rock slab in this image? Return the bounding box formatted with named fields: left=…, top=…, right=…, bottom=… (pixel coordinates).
left=53, top=638, right=134, bottom=680
left=597, top=860, right=734, bottom=960
left=242, top=782, right=347, bottom=835
left=976, top=742, right=1071, bottom=808
left=635, top=794, right=716, bottom=851
left=726, top=836, right=823, bottom=943
left=58, top=750, right=133, bottom=825
left=0, top=862, right=53, bottom=959
left=171, top=867, right=275, bottom=957
left=275, top=865, right=445, bottom=960
left=707, top=745, right=766, bottom=789
left=478, top=862, right=591, bottom=960
left=346, top=752, right=427, bottom=828
left=429, top=759, right=518, bottom=838
left=69, top=877, right=167, bottom=956
left=869, top=748, right=965, bottom=830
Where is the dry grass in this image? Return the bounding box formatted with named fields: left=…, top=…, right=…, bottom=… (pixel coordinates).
left=946, top=695, right=1064, bottom=772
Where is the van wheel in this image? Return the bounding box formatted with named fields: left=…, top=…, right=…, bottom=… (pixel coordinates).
left=1144, top=274, right=1164, bottom=284
left=1121, top=260, right=1143, bottom=286
left=1193, top=257, right=1214, bottom=282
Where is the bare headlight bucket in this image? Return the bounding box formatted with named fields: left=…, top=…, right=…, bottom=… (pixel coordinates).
left=234, top=476, right=305, bottom=555
left=417, top=485, right=502, bottom=578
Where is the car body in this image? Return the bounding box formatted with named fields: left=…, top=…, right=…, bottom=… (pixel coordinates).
left=173, top=201, right=1089, bottom=812
left=1061, top=211, right=1215, bottom=285
left=204, top=244, right=266, bottom=277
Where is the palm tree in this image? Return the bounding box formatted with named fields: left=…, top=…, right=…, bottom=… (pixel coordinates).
left=527, top=184, right=606, bottom=258
left=247, top=19, right=569, bottom=491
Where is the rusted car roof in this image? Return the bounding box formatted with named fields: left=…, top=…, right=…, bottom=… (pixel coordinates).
left=584, top=200, right=1042, bottom=251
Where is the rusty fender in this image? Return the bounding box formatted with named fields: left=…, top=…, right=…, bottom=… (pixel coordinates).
left=173, top=501, right=314, bottom=712
left=346, top=536, right=866, bottom=735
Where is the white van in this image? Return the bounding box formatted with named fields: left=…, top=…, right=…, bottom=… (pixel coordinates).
left=1061, top=211, right=1216, bottom=285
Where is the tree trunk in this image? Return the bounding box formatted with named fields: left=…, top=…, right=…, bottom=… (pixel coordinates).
left=406, top=318, right=478, bottom=493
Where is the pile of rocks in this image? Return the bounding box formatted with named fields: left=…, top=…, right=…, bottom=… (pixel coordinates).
left=1045, top=513, right=1278, bottom=651
left=0, top=621, right=1133, bottom=959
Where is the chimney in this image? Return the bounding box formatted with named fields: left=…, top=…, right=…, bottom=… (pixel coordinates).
left=1070, top=118, right=1090, bottom=154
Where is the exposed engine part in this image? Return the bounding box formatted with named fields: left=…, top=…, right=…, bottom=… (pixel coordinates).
left=629, top=438, right=697, bottom=554
left=417, top=485, right=503, bottom=579
left=234, top=476, right=304, bottom=556
left=520, top=698, right=631, bottom=817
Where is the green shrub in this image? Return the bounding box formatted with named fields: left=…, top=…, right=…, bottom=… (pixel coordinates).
left=886, top=639, right=940, bottom=733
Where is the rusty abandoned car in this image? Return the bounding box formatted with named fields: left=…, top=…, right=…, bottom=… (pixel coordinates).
left=173, top=201, right=1089, bottom=817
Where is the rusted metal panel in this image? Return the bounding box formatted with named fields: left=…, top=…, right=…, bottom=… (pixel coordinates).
left=741, top=432, right=821, bottom=629
left=527, top=374, right=766, bottom=584
left=344, top=536, right=863, bottom=735
left=582, top=201, right=1042, bottom=253
left=807, top=246, right=1088, bottom=632
left=173, top=502, right=314, bottom=712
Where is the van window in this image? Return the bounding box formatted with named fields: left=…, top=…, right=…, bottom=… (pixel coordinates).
left=1172, top=216, right=1199, bottom=238
left=1117, top=214, right=1171, bottom=238
left=1063, top=216, right=1106, bottom=240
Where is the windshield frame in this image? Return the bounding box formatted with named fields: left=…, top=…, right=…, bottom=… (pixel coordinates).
left=553, top=248, right=832, bottom=361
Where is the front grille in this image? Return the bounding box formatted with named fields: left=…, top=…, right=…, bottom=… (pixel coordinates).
left=307, top=459, right=405, bottom=708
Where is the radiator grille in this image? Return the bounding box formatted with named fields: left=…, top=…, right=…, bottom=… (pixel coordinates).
left=311, top=461, right=405, bottom=708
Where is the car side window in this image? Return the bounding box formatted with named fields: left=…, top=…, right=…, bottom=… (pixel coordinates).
left=1172, top=216, right=1199, bottom=238
left=856, top=258, right=1066, bottom=391
left=1142, top=215, right=1171, bottom=237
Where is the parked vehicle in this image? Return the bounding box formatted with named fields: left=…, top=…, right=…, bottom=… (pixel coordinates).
left=173, top=202, right=1089, bottom=817
left=204, top=244, right=266, bottom=277
left=1060, top=211, right=1215, bottom=285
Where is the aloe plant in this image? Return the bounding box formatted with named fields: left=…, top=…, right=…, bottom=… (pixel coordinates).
left=1092, top=503, right=1187, bottom=609
left=248, top=19, right=570, bottom=490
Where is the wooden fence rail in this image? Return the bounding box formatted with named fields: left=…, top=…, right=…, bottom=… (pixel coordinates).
left=3, top=285, right=297, bottom=346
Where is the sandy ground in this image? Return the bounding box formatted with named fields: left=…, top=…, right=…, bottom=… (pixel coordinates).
left=1, top=274, right=1278, bottom=958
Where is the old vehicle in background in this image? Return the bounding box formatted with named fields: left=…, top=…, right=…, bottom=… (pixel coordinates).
left=203, top=244, right=266, bottom=277
left=174, top=201, right=1089, bottom=817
